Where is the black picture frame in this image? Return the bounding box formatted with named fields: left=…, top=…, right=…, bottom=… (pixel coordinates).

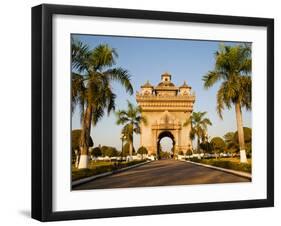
left=31, top=4, right=274, bottom=222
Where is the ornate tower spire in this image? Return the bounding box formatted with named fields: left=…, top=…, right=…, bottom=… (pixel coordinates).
left=161, top=72, right=171, bottom=82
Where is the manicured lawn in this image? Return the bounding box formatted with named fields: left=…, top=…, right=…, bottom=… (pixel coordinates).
left=190, top=157, right=252, bottom=173
left=219, top=158, right=252, bottom=165
left=72, top=160, right=146, bottom=181
left=88, top=161, right=115, bottom=168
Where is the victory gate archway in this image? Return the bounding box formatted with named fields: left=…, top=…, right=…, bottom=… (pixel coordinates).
left=157, top=131, right=175, bottom=159
left=136, top=72, right=195, bottom=158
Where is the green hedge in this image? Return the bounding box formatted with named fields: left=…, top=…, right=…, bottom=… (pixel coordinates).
left=72, top=160, right=146, bottom=181
left=189, top=158, right=251, bottom=173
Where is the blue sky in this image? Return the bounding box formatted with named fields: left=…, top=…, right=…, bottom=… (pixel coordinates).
left=71, top=34, right=251, bottom=151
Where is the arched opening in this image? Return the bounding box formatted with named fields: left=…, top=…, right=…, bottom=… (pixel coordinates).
left=157, top=131, right=175, bottom=159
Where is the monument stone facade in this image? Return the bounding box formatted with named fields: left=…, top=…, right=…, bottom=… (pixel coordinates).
left=136, top=72, right=195, bottom=157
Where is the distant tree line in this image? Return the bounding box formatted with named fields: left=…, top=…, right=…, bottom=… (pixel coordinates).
left=199, top=127, right=252, bottom=157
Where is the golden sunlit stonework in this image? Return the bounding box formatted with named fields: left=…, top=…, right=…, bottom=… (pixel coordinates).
left=136, top=72, right=196, bottom=157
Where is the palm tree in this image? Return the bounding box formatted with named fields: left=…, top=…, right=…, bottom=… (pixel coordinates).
left=203, top=44, right=251, bottom=163
left=116, top=101, right=147, bottom=158
left=71, top=38, right=133, bottom=168
left=184, top=111, right=212, bottom=153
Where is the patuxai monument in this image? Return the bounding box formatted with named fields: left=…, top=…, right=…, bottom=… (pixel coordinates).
left=136, top=72, right=196, bottom=158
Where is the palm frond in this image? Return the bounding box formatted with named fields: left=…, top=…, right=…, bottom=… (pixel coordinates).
left=115, top=110, right=130, bottom=125
left=239, top=76, right=252, bottom=110
left=201, top=118, right=212, bottom=126
left=183, top=118, right=191, bottom=127
left=216, top=85, right=226, bottom=119
left=91, top=44, right=118, bottom=70
left=189, top=128, right=196, bottom=140
left=91, top=105, right=104, bottom=126
left=71, top=38, right=91, bottom=72
left=103, top=84, right=116, bottom=114
left=203, top=71, right=220, bottom=89
left=105, top=68, right=134, bottom=95
left=71, top=72, right=86, bottom=115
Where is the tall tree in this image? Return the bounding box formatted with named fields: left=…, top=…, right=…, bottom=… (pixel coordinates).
left=184, top=111, right=212, bottom=153
left=71, top=38, right=133, bottom=168
left=203, top=44, right=251, bottom=163
left=116, top=101, right=147, bottom=158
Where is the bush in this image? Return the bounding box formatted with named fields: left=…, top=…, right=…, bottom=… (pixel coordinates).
left=210, top=137, right=225, bottom=152
left=224, top=127, right=252, bottom=156
left=188, top=157, right=201, bottom=162
left=72, top=160, right=146, bottom=181
left=209, top=160, right=251, bottom=173
left=101, top=146, right=119, bottom=157
left=91, top=147, right=102, bottom=158
left=199, top=142, right=213, bottom=153
left=178, top=151, right=184, bottom=155
left=186, top=149, right=193, bottom=156
left=234, top=127, right=252, bottom=143
left=159, top=151, right=171, bottom=159
left=189, top=158, right=251, bottom=173
left=137, top=146, right=148, bottom=155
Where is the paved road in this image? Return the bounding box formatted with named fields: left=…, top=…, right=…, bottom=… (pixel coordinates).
left=73, top=159, right=250, bottom=190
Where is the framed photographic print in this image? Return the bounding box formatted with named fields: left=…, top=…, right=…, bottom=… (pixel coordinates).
left=32, top=4, right=274, bottom=221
